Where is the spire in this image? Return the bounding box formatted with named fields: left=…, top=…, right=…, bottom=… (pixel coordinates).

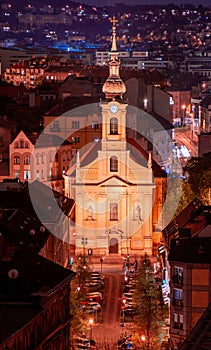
left=110, top=16, right=118, bottom=52
left=102, top=17, right=126, bottom=99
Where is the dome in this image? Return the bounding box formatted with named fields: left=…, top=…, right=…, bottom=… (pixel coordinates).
left=102, top=78, right=126, bottom=99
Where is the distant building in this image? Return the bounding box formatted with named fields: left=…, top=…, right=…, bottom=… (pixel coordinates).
left=198, top=132, right=211, bottom=157
left=166, top=87, right=191, bottom=126
left=9, top=130, right=72, bottom=193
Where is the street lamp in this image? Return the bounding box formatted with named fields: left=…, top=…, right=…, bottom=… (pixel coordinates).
left=181, top=104, right=186, bottom=125
left=89, top=319, right=93, bottom=340
left=100, top=257, right=104, bottom=275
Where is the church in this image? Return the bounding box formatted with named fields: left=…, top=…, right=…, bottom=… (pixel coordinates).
left=64, top=18, right=164, bottom=256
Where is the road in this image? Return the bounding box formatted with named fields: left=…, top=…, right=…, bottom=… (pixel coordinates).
left=174, top=128, right=198, bottom=158
left=90, top=261, right=129, bottom=349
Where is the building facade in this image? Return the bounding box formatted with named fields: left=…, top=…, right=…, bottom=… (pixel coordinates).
left=64, top=19, right=159, bottom=257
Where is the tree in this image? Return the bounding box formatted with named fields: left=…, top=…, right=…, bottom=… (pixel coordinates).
left=69, top=257, right=92, bottom=343
left=184, top=152, right=211, bottom=204
left=132, top=255, right=168, bottom=350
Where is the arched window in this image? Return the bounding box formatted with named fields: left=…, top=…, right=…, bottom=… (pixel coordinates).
left=24, top=155, right=30, bottom=165
left=25, top=142, right=29, bottom=148
left=110, top=156, right=118, bottom=172
left=14, top=156, right=20, bottom=165
left=110, top=203, right=118, bottom=221
left=110, top=117, right=118, bottom=134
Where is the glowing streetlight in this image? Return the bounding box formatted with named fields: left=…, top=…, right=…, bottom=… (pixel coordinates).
left=141, top=335, right=146, bottom=342
left=89, top=319, right=93, bottom=340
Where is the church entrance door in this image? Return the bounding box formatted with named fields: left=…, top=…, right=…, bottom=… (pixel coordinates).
left=109, top=238, right=118, bottom=254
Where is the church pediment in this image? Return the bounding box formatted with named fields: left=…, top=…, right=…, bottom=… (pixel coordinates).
left=98, top=175, right=133, bottom=187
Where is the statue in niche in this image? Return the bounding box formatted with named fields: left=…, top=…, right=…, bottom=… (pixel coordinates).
left=134, top=203, right=142, bottom=221
left=86, top=204, right=94, bottom=221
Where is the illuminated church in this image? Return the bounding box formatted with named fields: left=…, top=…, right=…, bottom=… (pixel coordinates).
left=64, top=18, right=162, bottom=256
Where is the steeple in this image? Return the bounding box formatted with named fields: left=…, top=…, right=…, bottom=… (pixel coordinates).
left=111, top=16, right=118, bottom=53
left=102, top=16, right=126, bottom=100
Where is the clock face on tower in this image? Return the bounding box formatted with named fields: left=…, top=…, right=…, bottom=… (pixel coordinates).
left=110, top=105, right=119, bottom=114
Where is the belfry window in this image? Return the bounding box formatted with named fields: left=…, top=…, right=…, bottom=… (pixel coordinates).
left=110, top=156, right=118, bottom=172
left=110, top=117, right=118, bottom=134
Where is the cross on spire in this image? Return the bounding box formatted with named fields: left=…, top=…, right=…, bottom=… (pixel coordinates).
left=109, top=16, right=118, bottom=52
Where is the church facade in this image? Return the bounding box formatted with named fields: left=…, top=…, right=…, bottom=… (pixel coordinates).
left=64, top=19, right=161, bottom=256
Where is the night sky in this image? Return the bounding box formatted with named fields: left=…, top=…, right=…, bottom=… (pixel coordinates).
left=81, top=0, right=211, bottom=6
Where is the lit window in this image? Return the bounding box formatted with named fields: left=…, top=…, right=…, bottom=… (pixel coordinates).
left=110, top=203, right=118, bottom=221
left=92, top=122, right=99, bottom=129
left=110, top=156, right=118, bottom=172
left=24, top=170, right=31, bottom=180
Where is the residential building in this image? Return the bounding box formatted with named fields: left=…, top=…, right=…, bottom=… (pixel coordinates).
left=163, top=199, right=211, bottom=349
left=167, top=87, right=191, bottom=126
left=0, top=206, right=75, bottom=349
left=179, top=303, right=211, bottom=350
left=9, top=130, right=72, bottom=193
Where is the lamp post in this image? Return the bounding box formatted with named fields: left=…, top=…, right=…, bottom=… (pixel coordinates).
left=100, top=257, right=104, bottom=275
left=181, top=104, right=186, bottom=126
left=89, top=319, right=93, bottom=340
left=81, top=237, right=88, bottom=262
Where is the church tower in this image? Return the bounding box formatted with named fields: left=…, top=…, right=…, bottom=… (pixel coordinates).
left=65, top=18, right=155, bottom=257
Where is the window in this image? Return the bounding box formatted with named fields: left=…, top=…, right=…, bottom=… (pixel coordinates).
left=173, top=288, right=183, bottom=307
left=25, top=142, right=29, bottom=148
left=72, top=137, right=80, bottom=143
left=110, top=156, right=118, bottom=172
left=20, top=140, right=24, bottom=148
left=14, top=171, right=20, bottom=179
left=67, top=150, right=71, bottom=160
left=173, top=313, right=183, bottom=330
left=51, top=121, right=60, bottom=132
left=92, top=122, right=99, bottom=129
left=24, top=170, right=31, bottom=180
left=110, top=117, right=118, bottom=134
left=36, top=155, right=39, bottom=165
left=62, top=152, right=66, bottom=162
left=41, top=155, right=44, bottom=164
left=55, top=153, right=59, bottom=162
left=110, top=203, right=118, bottom=221
left=15, top=142, right=19, bottom=148
left=24, top=155, right=30, bottom=165
left=36, top=170, right=39, bottom=179
left=72, top=121, right=80, bottom=129
left=173, top=267, right=183, bottom=285
left=14, top=156, right=20, bottom=165
left=41, top=170, right=44, bottom=179
left=86, top=204, right=94, bottom=220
